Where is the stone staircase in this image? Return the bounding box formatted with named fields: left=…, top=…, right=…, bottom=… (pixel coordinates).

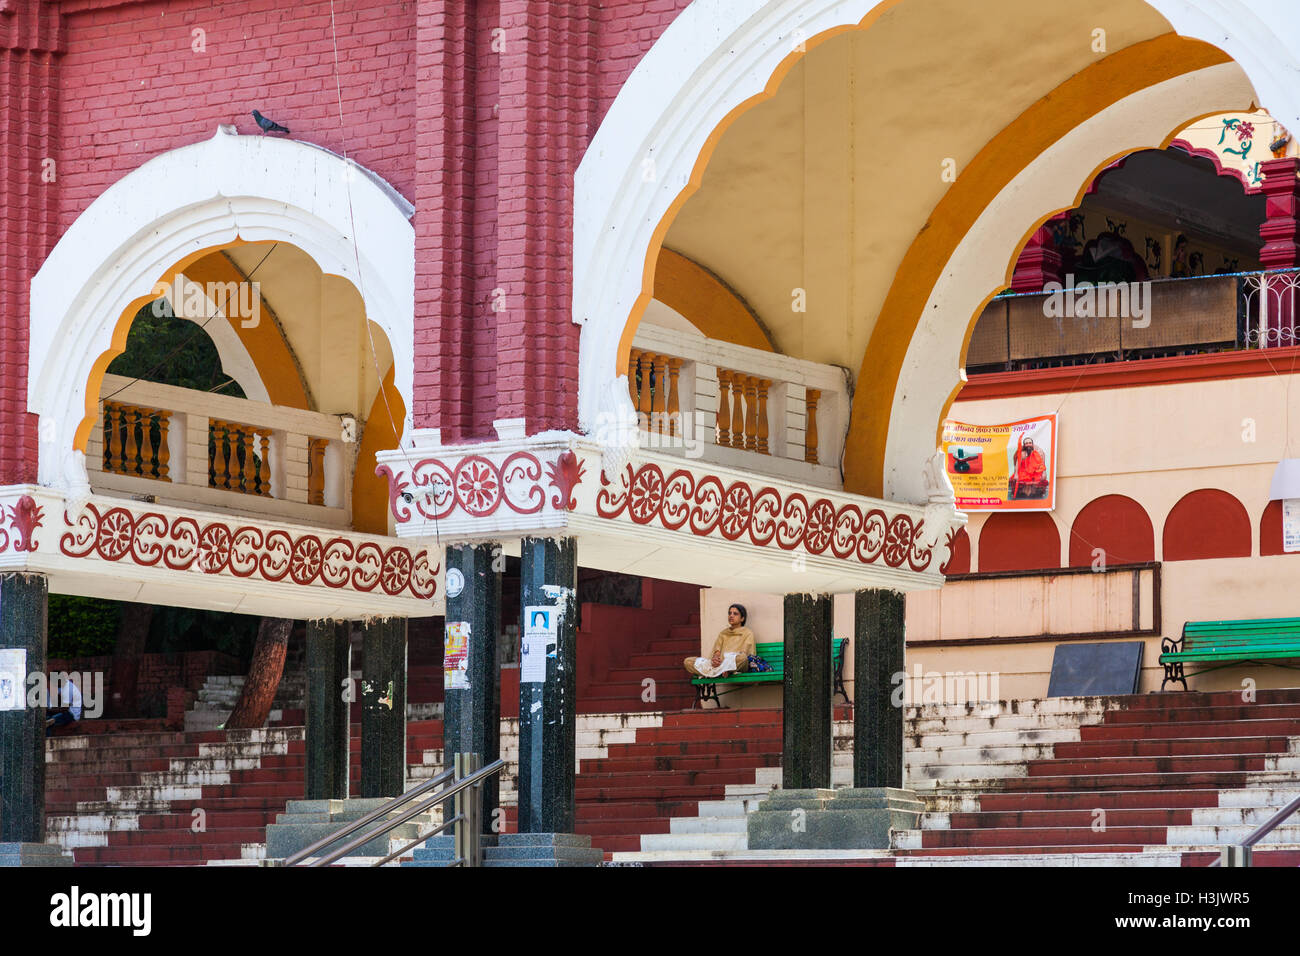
left=44, top=721, right=441, bottom=865
left=185, top=631, right=307, bottom=732
left=612, top=689, right=1300, bottom=866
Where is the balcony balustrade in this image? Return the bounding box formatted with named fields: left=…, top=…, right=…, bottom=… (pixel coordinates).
left=629, top=325, right=849, bottom=488
left=967, top=267, right=1300, bottom=374
left=90, top=374, right=353, bottom=528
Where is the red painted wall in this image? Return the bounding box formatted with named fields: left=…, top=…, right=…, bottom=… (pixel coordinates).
left=941, top=527, right=970, bottom=575
left=3, top=0, right=691, bottom=479
left=978, top=513, right=1061, bottom=572
left=1163, top=489, right=1252, bottom=561
left=1068, top=494, right=1155, bottom=567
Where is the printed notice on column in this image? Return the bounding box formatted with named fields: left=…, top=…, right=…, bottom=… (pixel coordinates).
left=444, top=622, right=471, bottom=690
left=521, top=606, right=558, bottom=684
left=0, top=648, right=25, bottom=711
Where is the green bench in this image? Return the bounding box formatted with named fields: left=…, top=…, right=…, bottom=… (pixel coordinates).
left=1159, top=617, right=1300, bottom=690
left=692, top=638, right=849, bottom=709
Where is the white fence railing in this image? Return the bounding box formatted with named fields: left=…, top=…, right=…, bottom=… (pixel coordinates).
left=629, top=325, right=849, bottom=488
left=87, top=374, right=354, bottom=528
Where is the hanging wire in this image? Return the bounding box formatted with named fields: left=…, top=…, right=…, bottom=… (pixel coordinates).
left=327, top=0, right=442, bottom=548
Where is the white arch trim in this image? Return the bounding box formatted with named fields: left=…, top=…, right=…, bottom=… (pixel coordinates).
left=168, top=275, right=271, bottom=404
left=30, top=126, right=414, bottom=492
left=574, top=0, right=1300, bottom=493
left=885, top=62, right=1257, bottom=502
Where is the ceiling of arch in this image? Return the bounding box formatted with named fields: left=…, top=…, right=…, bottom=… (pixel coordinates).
left=213, top=243, right=394, bottom=418
left=660, top=0, right=1252, bottom=375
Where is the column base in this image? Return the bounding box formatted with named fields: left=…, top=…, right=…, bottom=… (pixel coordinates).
left=746, top=787, right=923, bottom=850
left=0, top=842, right=74, bottom=867
left=265, top=798, right=439, bottom=862
left=405, top=832, right=604, bottom=867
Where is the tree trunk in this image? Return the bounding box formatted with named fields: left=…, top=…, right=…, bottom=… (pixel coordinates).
left=107, top=602, right=154, bottom=717
left=225, top=617, right=292, bottom=729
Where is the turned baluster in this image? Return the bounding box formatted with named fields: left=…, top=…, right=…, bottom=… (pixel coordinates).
left=240, top=425, right=257, bottom=493
left=258, top=431, right=272, bottom=497
left=308, top=438, right=328, bottom=506
left=756, top=378, right=771, bottom=455
left=649, top=354, right=667, bottom=434
left=637, top=351, right=655, bottom=429
left=805, top=389, right=821, bottom=464
left=156, top=411, right=171, bottom=481
left=716, top=372, right=732, bottom=446
left=628, top=349, right=642, bottom=407
left=665, top=359, right=682, bottom=437
left=139, top=409, right=156, bottom=478
left=210, top=420, right=230, bottom=489
left=106, top=403, right=124, bottom=474
left=743, top=377, right=758, bottom=451
left=123, top=405, right=141, bottom=475
left=730, top=372, right=745, bottom=448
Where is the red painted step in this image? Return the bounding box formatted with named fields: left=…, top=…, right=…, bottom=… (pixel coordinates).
left=1052, top=736, right=1294, bottom=758
left=921, top=825, right=1170, bottom=848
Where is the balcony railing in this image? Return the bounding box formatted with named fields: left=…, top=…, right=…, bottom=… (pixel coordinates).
left=90, top=374, right=354, bottom=528
left=630, top=325, right=848, bottom=487
left=966, top=267, right=1300, bottom=375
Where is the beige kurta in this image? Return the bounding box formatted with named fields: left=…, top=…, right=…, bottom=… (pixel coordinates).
left=683, top=626, right=757, bottom=677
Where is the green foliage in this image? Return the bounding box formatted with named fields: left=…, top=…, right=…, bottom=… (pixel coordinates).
left=45, top=596, right=263, bottom=665
left=47, top=595, right=121, bottom=658
left=107, top=300, right=247, bottom=397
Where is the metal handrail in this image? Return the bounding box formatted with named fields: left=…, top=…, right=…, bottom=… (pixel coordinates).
left=283, top=766, right=455, bottom=866
left=1209, top=793, right=1300, bottom=867
left=372, top=812, right=464, bottom=868
left=286, top=758, right=506, bottom=867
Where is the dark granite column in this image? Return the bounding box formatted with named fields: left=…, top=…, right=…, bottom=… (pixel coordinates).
left=782, top=592, right=832, bottom=790
left=0, top=573, right=47, bottom=843
left=855, top=588, right=906, bottom=788
left=304, top=619, right=350, bottom=800
left=360, top=617, right=407, bottom=798
left=443, top=544, right=501, bottom=821
left=517, top=536, right=578, bottom=834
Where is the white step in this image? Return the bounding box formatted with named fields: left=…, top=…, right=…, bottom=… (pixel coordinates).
left=639, top=831, right=747, bottom=852
left=907, top=743, right=1063, bottom=765
left=905, top=697, right=1124, bottom=720
left=696, top=798, right=764, bottom=817
left=1164, top=824, right=1300, bottom=846
left=910, top=728, right=1082, bottom=750
left=894, top=851, right=1185, bottom=867
left=669, top=815, right=748, bottom=835
left=1217, top=787, right=1300, bottom=808
left=907, top=713, right=1103, bottom=734
left=908, top=761, right=1030, bottom=782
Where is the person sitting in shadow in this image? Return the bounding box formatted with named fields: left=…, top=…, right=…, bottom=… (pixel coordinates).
left=46, top=675, right=83, bottom=737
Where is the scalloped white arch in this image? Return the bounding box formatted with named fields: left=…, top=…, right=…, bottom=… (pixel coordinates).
left=574, top=0, right=1300, bottom=501
left=30, top=126, right=415, bottom=491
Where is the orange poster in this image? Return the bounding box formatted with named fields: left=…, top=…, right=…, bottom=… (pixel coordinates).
left=941, top=414, right=1058, bottom=512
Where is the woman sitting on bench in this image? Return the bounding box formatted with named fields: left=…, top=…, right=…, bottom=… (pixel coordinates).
left=684, top=604, right=756, bottom=678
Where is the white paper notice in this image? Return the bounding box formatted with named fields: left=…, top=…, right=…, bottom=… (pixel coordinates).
left=0, top=648, right=26, bottom=712
left=521, top=605, right=558, bottom=684
left=1284, top=499, right=1300, bottom=553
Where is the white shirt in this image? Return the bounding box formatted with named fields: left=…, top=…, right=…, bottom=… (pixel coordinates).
left=57, top=679, right=83, bottom=721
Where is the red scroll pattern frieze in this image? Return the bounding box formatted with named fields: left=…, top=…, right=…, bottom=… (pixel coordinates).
left=378, top=450, right=585, bottom=521
left=596, top=463, right=934, bottom=571
left=59, top=504, right=437, bottom=599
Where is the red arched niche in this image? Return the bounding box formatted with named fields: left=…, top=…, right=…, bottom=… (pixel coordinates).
left=1163, top=489, right=1252, bottom=561
left=1259, top=500, right=1300, bottom=556
left=978, top=513, right=1061, bottom=573
left=940, top=527, right=971, bottom=575
left=1068, top=495, right=1155, bottom=567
